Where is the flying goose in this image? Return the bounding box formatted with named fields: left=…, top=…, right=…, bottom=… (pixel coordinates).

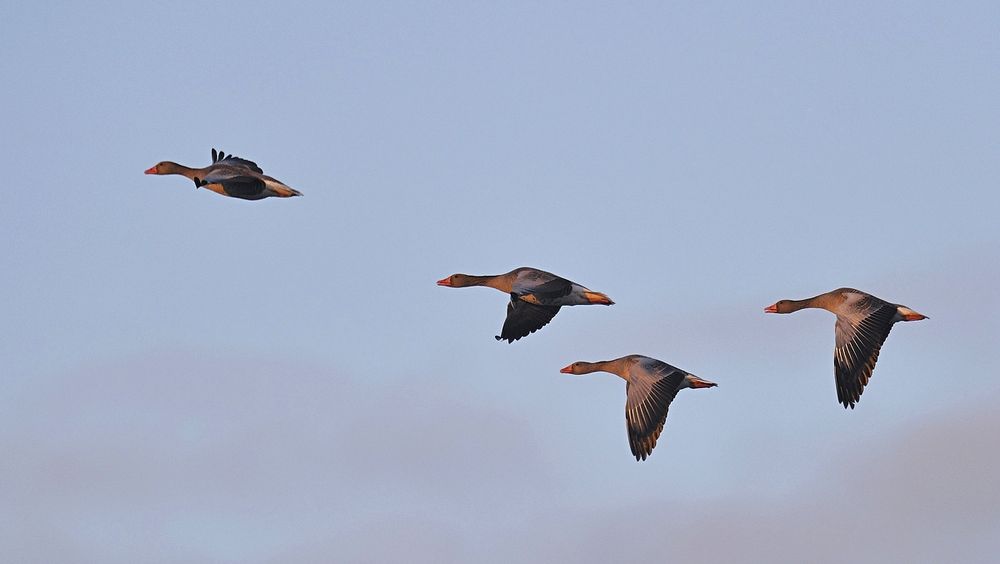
left=765, top=288, right=927, bottom=408
left=145, top=148, right=301, bottom=200
left=437, top=267, right=613, bottom=342
left=560, top=355, right=717, bottom=461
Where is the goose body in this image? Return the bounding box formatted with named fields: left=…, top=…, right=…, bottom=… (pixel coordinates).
left=765, top=288, right=927, bottom=409
left=560, top=355, right=717, bottom=461
left=437, top=267, right=613, bottom=342
left=145, top=148, right=302, bottom=200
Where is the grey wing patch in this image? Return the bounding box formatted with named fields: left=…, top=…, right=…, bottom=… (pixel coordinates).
left=212, top=148, right=264, bottom=174
left=625, top=364, right=685, bottom=461
left=525, top=276, right=574, bottom=300
left=496, top=295, right=561, bottom=343
left=833, top=303, right=898, bottom=409
left=511, top=269, right=562, bottom=294
left=216, top=175, right=267, bottom=200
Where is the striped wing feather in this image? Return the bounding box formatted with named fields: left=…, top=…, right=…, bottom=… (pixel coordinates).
left=833, top=303, right=897, bottom=408
left=625, top=362, right=685, bottom=461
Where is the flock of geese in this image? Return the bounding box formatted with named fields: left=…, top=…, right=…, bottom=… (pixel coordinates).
left=146, top=149, right=929, bottom=462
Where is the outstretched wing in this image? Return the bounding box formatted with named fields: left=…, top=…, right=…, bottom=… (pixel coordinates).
left=199, top=170, right=266, bottom=200
left=211, top=148, right=264, bottom=174
left=833, top=303, right=897, bottom=409
left=625, top=359, right=685, bottom=461
left=495, top=295, right=561, bottom=343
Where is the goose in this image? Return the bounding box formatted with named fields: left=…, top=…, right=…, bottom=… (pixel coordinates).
left=145, top=148, right=302, bottom=200
left=560, top=355, right=717, bottom=461
left=436, top=267, right=613, bottom=343
left=764, top=288, right=927, bottom=408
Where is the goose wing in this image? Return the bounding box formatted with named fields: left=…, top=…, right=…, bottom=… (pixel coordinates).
left=495, top=295, right=561, bottom=343
left=833, top=300, right=898, bottom=408
left=624, top=358, right=685, bottom=461
left=198, top=169, right=266, bottom=200
left=211, top=148, right=264, bottom=174
left=511, top=269, right=573, bottom=300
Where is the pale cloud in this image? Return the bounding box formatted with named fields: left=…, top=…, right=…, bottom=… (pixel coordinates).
left=0, top=353, right=556, bottom=563
left=491, top=392, right=1000, bottom=564
left=6, top=353, right=995, bottom=563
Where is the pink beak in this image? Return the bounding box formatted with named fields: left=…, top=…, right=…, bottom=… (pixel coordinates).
left=436, top=277, right=452, bottom=286
left=144, top=166, right=157, bottom=174
left=559, top=365, right=573, bottom=374
left=764, top=303, right=778, bottom=313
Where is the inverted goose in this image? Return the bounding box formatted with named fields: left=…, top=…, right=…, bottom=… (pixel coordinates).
left=560, top=355, right=717, bottom=461
left=437, top=267, right=613, bottom=343
left=765, top=288, right=927, bottom=409
left=145, top=148, right=302, bottom=200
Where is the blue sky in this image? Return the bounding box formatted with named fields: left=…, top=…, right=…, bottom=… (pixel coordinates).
left=1, top=2, right=998, bottom=562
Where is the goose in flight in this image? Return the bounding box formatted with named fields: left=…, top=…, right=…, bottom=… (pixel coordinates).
left=145, top=148, right=301, bottom=200
left=437, top=267, right=613, bottom=342
left=560, top=355, right=717, bottom=461
left=765, top=288, right=927, bottom=408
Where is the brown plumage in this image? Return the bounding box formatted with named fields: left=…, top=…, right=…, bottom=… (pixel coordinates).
left=145, top=148, right=302, bottom=200
left=437, top=267, right=614, bottom=342
left=560, top=355, right=717, bottom=461
left=765, top=288, right=927, bottom=409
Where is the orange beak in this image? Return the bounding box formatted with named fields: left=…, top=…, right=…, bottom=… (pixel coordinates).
left=764, top=303, right=778, bottom=313
left=903, top=312, right=928, bottom=321
left=688, top=378, right=718, bottom=388
left=436, top=277, right=452, bottom=287
left=583, top=292, right=614, bottom=305
left=559, top=365, right=573, bottom=374
left=144, top=166, right=157, bottom=174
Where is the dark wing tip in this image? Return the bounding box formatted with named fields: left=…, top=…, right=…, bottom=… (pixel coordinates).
left=498, top=300, right=560, bottom=343
left=833, top=304, right=897, bottom=410
left=628, top=437, right=652, bottom=461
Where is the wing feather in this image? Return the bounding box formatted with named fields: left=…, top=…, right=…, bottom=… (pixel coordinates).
left=210, top=148, right=264, bottom=173
left=496, top=296, right=561, bottom=343
left=624, top=360, right=685, bottom=461
left=833, top=303, right=897, bottom=408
